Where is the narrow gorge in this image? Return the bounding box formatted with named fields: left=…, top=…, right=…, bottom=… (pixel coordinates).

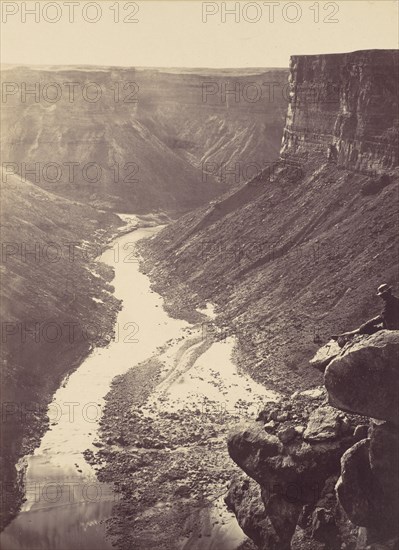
left=0, top=66, right=288, bottom=538
left=1, top=48, right=398, bottom=550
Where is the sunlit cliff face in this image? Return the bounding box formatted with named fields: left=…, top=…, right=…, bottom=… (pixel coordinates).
left=282, top=50, right=399, bottom=172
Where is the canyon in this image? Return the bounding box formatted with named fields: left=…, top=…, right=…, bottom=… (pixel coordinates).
left=142, top=50, right=399, bottom=394
left=1, top=49, right=398, bottom=550
left=1, top=65, right=288, bottom=212
left=140, top=49, right=399, bottom=549
left=0, top=65, right=288, bottom=532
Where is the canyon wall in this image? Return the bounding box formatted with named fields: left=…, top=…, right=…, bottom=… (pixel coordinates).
left=281, top=50, right=399, bottom=172
left=138, top=51, right=399, bottom=548
left=0, top=172, right=123, bottom=529
left=141, top=49, right=399, bottom=394
left=1, top=66, right=288, bottom=212
left=224, top=51, right=399, bottom=550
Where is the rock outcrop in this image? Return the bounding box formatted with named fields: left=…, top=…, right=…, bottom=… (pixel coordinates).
left=325, top=330, right=399, bottom=424
left=281, top=50, right=399, bottom=173
left=330, top=331, right=399, bottom=547
left=226, top=331, right=399, bottom=549
left=226, top=389, right=360, bottom=549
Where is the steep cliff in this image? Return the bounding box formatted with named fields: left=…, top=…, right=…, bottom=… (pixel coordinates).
left=138, top=51, right=399, bottom=546
left=281, top=50, right=399, bottom=173
left=141, top=49, right=399, bottom=394
left=161, top=50, right=398, bottom=550
left=325, top=331, right=399, bottom=547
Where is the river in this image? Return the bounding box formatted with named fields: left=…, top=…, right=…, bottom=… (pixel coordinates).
left=1, top=224, right=278, bottom=550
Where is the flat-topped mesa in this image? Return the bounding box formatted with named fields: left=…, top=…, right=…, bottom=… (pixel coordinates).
left=280, top=50, right=399, bottom=173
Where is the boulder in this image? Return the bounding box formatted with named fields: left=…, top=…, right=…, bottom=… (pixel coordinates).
left=225, top=475, right=278, bottom=550
left=310, top=340, right=342, bottom=372
left=336, top=439, right=375, bottom=527
left=337, top=423, right=399, bottom=542
left=228, top=419, right=354, bottom=504
left=324, top=330, right=399, bottom=424
left=304, top=406, right=342, bottom=442
left=228, top=422, right=283, bottom=485
left=226, top=476, right=302, bottom=550
left=369, top=423, right=399, bottom=492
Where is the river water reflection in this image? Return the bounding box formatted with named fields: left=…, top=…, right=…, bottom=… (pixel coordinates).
left=1, top=226, right=188, bottom=550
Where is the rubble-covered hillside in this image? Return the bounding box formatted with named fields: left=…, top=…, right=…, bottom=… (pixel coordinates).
left=140, top=50, right=399, bottom=394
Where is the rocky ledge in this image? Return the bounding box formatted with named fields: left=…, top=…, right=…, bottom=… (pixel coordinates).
left=226, top=330, right=399, bottom=549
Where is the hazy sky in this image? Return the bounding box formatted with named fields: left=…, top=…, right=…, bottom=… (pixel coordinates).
left=1, top=1, right=398, bottom=68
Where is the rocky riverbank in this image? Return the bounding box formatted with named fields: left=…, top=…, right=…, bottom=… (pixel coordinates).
left=0, top=179, right=125, bottom=531
left=0, top=213, right=166, bottom=532
left=89, top=320, right=280, bottom=550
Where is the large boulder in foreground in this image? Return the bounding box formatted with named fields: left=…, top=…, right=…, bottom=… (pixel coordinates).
left=227, top=418, right=352, bottom=498
left=226, top=390, right=367, bottom=549
left=324, top=331, right=399, bottom=424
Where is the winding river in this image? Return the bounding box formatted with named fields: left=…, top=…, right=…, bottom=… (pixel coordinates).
left=1, top=223, right=277, bottom=550
left=1, top=225, right=190, bottom=550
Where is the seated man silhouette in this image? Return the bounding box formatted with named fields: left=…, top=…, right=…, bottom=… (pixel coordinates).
left=336, top=284, right=399, bottom=346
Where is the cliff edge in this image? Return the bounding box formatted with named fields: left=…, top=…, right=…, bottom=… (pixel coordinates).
left=282, top=50, right=398, bottom=173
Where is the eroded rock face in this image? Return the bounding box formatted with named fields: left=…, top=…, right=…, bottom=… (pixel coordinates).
left=227, top=389, right=359, bottom=548
left=336, top=423, right=399, bottom=544
left=223, top=49, right=399, bottom=550
left=324, top=330, right=399, bottom=424
left=227, top=330, right=399, bottom=549
left=228, top=400, right=354, bottom=496
left=225, top=475, right=284, bottom=550
left=281, top=50, right=399, bottom=173
left=369, top=423, right=399, bottom=539
left=336, top=439, right=374, bottom=527
left=325, top=331, right=399, bottom=547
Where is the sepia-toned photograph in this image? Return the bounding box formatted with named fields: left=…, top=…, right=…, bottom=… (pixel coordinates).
left=0, top=1, right=398, bottom=549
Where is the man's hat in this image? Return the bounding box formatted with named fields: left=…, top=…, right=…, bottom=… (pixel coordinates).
left=377, top=283, right=392, bottom=296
